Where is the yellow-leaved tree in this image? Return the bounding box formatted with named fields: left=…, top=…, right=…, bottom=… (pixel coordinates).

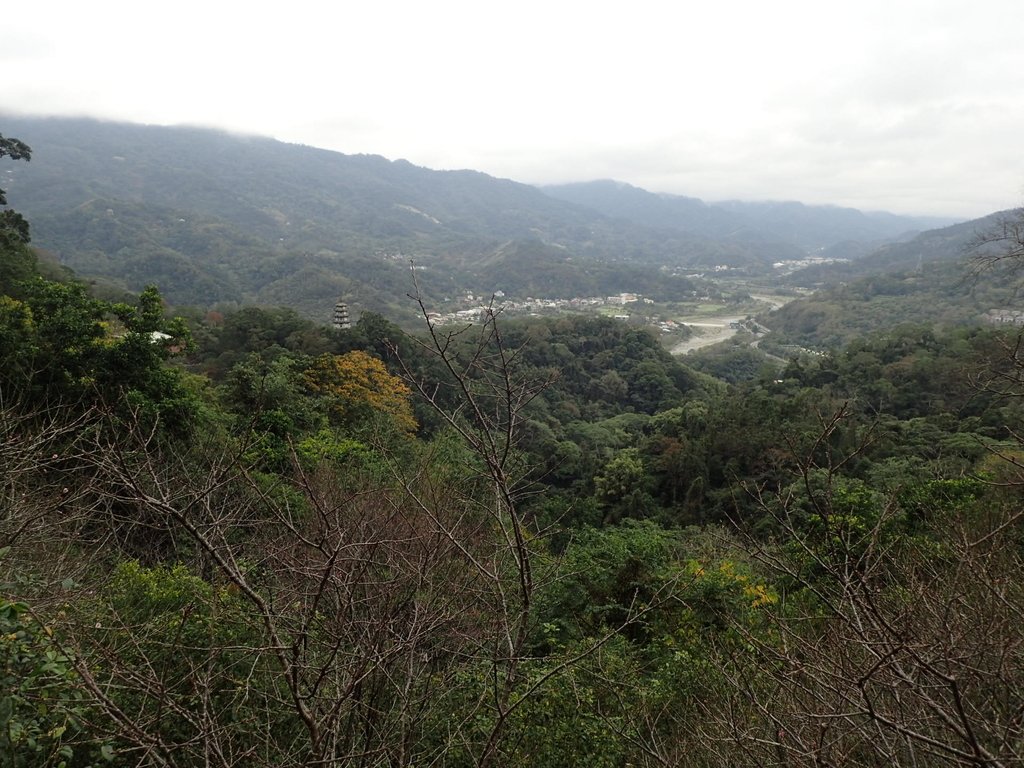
left=305, top=350, right=417, bottom=433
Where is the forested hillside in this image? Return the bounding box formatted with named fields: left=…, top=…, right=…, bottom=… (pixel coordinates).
left=1, top=116, right=960, bottom=324
left=5, top=120, right=1024, bottom=766
left=543, top=179, right=956, bottom=251
left=763, top=210, right=1024, bottom=348
left=0, top=116, right=745, bottom=317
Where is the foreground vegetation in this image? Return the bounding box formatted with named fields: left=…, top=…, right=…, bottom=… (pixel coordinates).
left=4, top=133, right=1024, bottom=767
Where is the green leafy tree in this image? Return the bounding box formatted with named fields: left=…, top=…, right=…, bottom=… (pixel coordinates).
left=1, top=133, right=31, bottom=253
left=0, top=133, right=30, bottom=211
left=0, top=596, right=104, bottom=767
left=221, top=353, right=324, bottom=469
left=594, top=448, right=656, bottom=521
left=80, top=561, right=293, bottom=764
left=0, top=275, right=197, bottom=438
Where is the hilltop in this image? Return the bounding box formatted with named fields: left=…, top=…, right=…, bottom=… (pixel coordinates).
left=1, top=115, right=959, bottom=322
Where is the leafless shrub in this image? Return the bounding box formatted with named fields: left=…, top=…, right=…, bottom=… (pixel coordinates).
left=692, top=409, right=1024, bottom=768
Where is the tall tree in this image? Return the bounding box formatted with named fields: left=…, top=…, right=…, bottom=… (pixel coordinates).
left=0, top=132, right=31, bottom=206
left=0, top=132, right=34, bottom=287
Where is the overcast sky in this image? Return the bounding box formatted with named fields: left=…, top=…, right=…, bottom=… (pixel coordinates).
left=3, top=0, right=1023, bottom=218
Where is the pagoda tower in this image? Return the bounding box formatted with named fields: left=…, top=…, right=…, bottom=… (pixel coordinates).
left=332, top=301, right=351, bottom=330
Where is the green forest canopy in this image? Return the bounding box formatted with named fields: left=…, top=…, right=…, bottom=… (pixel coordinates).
left=5, top=127, right=1024, bottom=766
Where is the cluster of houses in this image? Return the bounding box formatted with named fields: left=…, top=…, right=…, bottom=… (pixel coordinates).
left=427, top=292, right=656, bottom=326
left=654, top=319, right=686, bottom=334
left=771, top=256, right=849, bottom=274
left=983, top=309, right=1024, bottom=326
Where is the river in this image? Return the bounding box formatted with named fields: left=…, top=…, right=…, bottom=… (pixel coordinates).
left=670, top=294, right=788, bottom=355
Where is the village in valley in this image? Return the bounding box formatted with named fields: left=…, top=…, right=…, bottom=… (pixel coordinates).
left=426, top=291, right=658, bottom=326
left=409, top=283, right=796, bottom=357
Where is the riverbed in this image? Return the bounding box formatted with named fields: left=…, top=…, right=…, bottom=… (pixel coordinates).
left=670, top=294, right=788, bottom=356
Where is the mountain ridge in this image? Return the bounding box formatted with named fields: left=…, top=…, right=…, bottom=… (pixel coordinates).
left=542, top=179, right=959, bottom=251
left=0, top=115, right=976, bottom=322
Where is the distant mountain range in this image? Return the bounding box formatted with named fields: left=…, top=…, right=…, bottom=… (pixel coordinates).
left=541, top=180, right=955, bottom=252
left=760, top=209, right=1024, bottom=347
left=0, top=115, right=968, bottom=320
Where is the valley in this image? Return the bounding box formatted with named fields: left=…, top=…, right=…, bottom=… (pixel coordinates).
left=669, top=291, right=791, bottom=354
left=0, top=115, right=960, bottom=327
left=3, top=116, right=1024, bottom=768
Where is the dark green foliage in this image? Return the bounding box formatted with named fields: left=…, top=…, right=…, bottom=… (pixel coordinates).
left=466, top=239, right=701, bottom=300
left=0, top=279, right=108, bottom=396
left=541, top=520, right=676, bottom=640
left=0, top=210, right=30, bottom=250
left=509, top=315, right=704, bottom=415
left=0, top=266, right=199, bottom=439
left=767, top=212, right=1023, bottom=348
left=688, top=339, right=770, bottom=383
left=1, top=132, right=35, bottom=286
left=82, top=561, right=299, bottom=764
left=197, top=306, right=334, bottom=379
left=5, top=160, right=1024, bottom=766
left=0, top=132, right=31, bottom=208
left=0, top=596, right=102, bottom=767
left=896, top=476, right=987, bottom=532
left=219, top=353, right=325, bottom=470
